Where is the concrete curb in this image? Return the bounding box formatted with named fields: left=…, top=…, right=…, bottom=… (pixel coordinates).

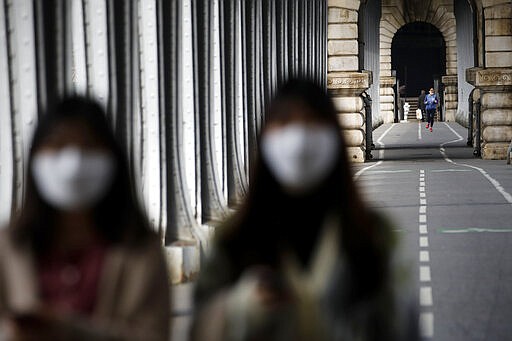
left=165, top=244, right=201, bottom=285
left=165, top=224, right=215, bottom=284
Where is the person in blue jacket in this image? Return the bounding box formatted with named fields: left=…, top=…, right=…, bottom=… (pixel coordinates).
left=424, top=88, right=439, bottom=132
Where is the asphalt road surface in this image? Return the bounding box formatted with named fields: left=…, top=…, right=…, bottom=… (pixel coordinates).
left=354, top=121, right=512, bottom=341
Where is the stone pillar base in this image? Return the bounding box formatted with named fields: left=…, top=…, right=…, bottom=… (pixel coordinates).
left=442, top=75, right=458, bottom=122
left=380, top=76, right=396, bottom=124
left=345, top=146, right=365, bottom=162
left=467, top=67, right=512, bottom=160
left=328, top=72, right=370, bottom=163
left=482, top=142, right=512, bottom=159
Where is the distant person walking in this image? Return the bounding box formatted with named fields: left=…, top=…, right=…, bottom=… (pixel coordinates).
left=424, top=88, right=439, bottom=132
left=418, top=90, right=426, bottom=122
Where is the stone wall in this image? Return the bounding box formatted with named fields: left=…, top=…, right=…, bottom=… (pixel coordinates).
left=442, top=75, right=459, bottom=122
left=466, top=0, right=512, bottom=160
left=483, top=1, right=512, bottom=68
left=455, top=0, right=476, bottom=128
left=327, top=0, right=369, bottom=162
left=379, top=0, right=459, bottom=122
left=379, top=76, right=396, bottom=123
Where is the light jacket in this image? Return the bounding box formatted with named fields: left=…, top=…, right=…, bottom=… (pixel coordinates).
left=192, top=213, right=418, bottom=341
left=424, top=93, right=439, bottom=110
left=0, top=230, right=171, bottom=341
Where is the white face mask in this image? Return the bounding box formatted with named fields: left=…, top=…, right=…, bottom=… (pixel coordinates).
left=32, top=147, right=116, bottom=211
left=261, top=124, right=340, bottom=194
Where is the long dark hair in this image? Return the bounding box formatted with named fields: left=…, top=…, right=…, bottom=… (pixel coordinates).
left=218, top=79, right=394, bottom=303
left=10, top=97, right=153, bottom=255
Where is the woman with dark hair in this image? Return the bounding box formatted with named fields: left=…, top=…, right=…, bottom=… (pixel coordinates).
left=0, top=97, right=170, bottom=340
left=192, top=79, right=416, bottom=340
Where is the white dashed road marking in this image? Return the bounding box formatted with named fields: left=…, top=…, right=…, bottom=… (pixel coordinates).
left=420, top=266, right=432, bottom=282
left=419, top=225, right=428, bottom=234
left=420, top=313, right=434, bottom=338
left=419, top=236, right=429, bottom=247
left=419, top=169, right=434, bottom=338
left=420, top=286, right=433, bottom=306
left=420, top=250, right=430, bottom=262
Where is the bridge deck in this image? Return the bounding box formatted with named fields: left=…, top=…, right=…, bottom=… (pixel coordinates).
left=355, top=122, right=512, bottom=340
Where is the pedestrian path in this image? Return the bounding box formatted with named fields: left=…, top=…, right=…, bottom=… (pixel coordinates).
left=371, top=122, right=470, bottom=161
left=355, top=121, right=512, bottom=340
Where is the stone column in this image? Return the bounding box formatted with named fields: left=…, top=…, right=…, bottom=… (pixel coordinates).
left=380, top=76, right=396, bottom=123
left=464, top=2, right=512, bottom=160
left=378, top=4, right=399, bottom=125
left=327, top=0, right=370, bottom=163
left=467, top=68, right=512, bottom=159
left=328, top=73, right=370, bottom=162
left=441, top=75, right=458, bottom=121
left=483, top=2, right=512, bottom=70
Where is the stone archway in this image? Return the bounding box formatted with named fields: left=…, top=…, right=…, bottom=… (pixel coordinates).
left=392, top=22, right=446, bottom=97
left=379, top=0, right=459, bottom=123
left=327, top=0, right=511, bottom=161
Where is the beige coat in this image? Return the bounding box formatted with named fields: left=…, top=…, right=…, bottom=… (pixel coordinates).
left=192, top=214, right=418, bottom=341
left=0, top=230, right=171, bottom=340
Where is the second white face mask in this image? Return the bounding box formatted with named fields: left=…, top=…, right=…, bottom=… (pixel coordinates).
left=261, top=124, right=340, bottom=194
left=32, top=147, right=116, bottom=211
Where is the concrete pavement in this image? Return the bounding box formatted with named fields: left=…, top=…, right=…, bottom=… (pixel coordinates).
left=355, top=122, right=512, bottom=341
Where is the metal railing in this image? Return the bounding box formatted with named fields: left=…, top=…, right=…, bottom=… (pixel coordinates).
left=473, top=98, right=482, bottom=157
left=507, top=141, right=512, bottom=165
left=362, top=91, right=373, bottom=160
left=467, top=89, right=474, bottom=147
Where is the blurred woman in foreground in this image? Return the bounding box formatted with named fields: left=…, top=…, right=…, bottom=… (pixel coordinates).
left=0, top=98, right=170, bottom=340
left=192, top=79, right=417, bottom=340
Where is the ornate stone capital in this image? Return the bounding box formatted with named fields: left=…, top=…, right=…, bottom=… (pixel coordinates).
left=327, top=72, right=370, bottom=96
left=465, top=67, right=482, bottom=85
left=466, top=67, right=512, bottom=90
left=379, top=76, right=396, bottom=87
left=441, top=75, right=458, bottom=86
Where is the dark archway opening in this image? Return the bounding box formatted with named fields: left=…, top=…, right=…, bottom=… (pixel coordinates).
left=392, top=22, right=446, bottom=98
